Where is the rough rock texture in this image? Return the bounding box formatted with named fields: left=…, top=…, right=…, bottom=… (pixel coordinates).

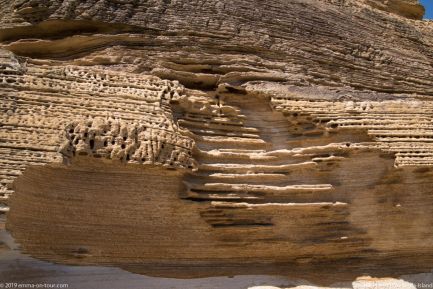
left=364, top=0, right=425, bottom=20
left=0, top=49, right=195, bottom=198
left=1, top=0, right=433, bottom=286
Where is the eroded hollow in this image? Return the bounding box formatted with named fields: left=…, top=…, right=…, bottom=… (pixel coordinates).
left=5, top=150, right=433, bottom=285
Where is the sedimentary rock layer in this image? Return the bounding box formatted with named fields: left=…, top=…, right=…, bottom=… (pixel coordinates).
left=0, top=48, right=194, bottom=200
left=1, top=0, right=433, bottom=285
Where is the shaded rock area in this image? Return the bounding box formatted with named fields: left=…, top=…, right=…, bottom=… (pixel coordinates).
left=1, top=0, right=433, bottom=288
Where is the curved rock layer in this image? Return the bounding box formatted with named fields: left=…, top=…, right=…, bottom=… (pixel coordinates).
left=1, top=0, right=433, bottom=285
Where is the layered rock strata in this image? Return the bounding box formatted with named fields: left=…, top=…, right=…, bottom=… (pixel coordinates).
left=0, top=0, right=433, bottom=285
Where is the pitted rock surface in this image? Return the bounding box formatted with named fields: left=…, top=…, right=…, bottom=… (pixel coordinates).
left=1, top=0, right=433, bottom=286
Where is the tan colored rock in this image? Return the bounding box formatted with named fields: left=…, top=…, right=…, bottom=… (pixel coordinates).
left=0, top=0, right=433, bottom=286
left=364, top=0, right=425, bottom=19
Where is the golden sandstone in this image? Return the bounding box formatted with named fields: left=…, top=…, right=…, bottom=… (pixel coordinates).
left=0, top=0, right=433, bottom=288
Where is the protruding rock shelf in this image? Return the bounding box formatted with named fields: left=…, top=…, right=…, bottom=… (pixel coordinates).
left=1, top=0, right=433, bottom=286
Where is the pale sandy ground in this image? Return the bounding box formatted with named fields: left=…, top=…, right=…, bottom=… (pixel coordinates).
left=0, top=229, right=432, bottom=289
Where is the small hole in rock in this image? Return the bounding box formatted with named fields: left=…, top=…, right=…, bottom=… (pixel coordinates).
left=75, top=247, right=89, bottom=254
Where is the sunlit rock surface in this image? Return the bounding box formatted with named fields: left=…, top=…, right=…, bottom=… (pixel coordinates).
left=1, top=0, right=433, bottom=287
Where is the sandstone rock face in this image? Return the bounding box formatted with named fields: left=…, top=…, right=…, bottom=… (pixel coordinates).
left=1, top=0, right=433, bottom=286
left=365, top=0, right=425, bottom=20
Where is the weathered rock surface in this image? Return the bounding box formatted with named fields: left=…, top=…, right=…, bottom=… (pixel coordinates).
left=365, top=0, right=425, bottom=20
left=1, top=0, right=433, bottom=286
